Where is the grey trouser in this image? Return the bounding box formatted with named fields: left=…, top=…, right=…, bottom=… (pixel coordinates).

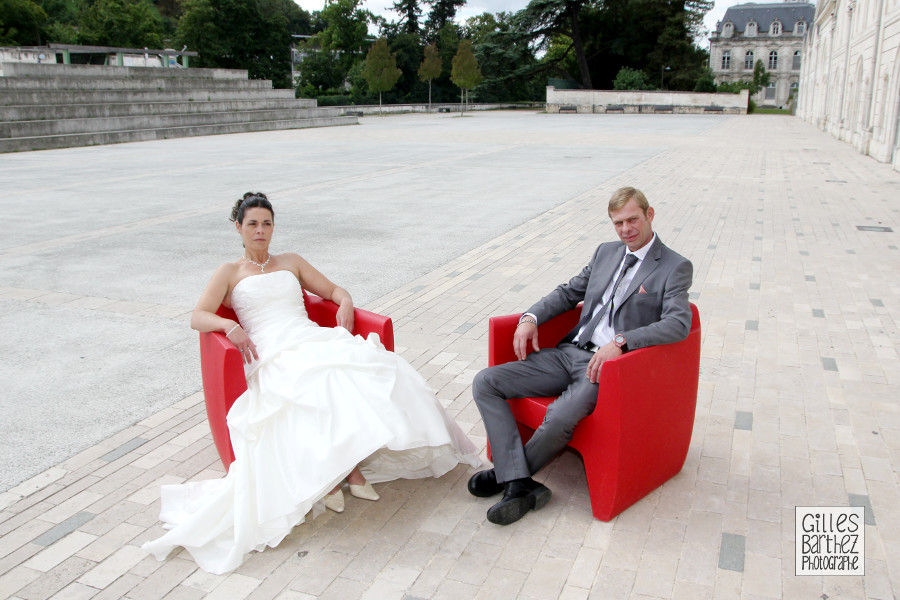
left=472, top=344, right=600, bottom=483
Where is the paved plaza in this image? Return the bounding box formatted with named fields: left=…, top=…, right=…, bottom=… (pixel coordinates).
left=1, top=111, right=899, bottom=599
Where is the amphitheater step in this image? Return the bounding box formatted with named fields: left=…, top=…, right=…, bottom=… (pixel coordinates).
left=0, top=116, right=359, bottom=153
left=0, top=62, right=357, bottom=152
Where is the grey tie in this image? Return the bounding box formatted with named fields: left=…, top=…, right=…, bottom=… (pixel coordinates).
left=579, top=253, right=638, bottom=348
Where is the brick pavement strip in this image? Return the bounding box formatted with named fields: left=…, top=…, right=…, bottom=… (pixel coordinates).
left=2, top=113, right=900, bottom=598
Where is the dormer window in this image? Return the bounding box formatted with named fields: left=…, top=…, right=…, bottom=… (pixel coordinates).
left=746, top=21, right=757, bottom=37
left=771, top=20, right=782, bottom=35
left=795, top=21, right=806, bottom=35
left=723, top=22, right=734, bottom=37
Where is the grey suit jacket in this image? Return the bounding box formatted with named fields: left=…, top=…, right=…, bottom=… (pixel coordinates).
left=527, top=236, right=693, bottom=350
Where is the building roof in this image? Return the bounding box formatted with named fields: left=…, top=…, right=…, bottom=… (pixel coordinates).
left=715, top=2, right=816, bottom=35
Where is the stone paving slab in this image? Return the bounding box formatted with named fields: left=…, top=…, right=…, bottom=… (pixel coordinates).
left=1, top=112, right=899, bottom=599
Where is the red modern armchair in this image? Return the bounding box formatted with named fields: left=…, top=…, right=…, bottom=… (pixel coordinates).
left=487, top=303, right=700, bottom=521
left=199, top=290, right=395, bottom=470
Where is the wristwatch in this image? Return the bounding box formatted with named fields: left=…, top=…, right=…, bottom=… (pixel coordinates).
left=614, top=334, right=627, bottom=351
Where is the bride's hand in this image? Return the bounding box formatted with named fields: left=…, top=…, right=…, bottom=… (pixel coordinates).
left=335, top=303, right=354, bottom=333
left=226, top=324, right=258, bottom=364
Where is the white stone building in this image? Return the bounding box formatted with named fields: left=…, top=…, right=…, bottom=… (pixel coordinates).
left=709, top=2, right=816, bottom=108
left=797, top=0, right=900, bottom=170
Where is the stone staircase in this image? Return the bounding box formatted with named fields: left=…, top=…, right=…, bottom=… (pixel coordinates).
left=0, top=63, right=357, bottom=152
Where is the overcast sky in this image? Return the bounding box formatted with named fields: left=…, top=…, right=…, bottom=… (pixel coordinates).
left=293, top=0, right=751, bottom=48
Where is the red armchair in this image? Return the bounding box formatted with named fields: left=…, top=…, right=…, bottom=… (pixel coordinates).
left=199, top=290, right=395, bottom=470
left=487, top=303, right=700, bottom=521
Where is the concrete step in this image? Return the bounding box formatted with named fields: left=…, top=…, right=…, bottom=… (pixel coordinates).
left=1, top=107, right=345, bottom=137
left=1, top=98, right=318, bottom=121
left=1, top=62, right=249, bottom=79
left=0, top=116, right=359, bottom=152
left=0, top=88, right=297, bottom=105
left=0, top=76, right=276, bottom=91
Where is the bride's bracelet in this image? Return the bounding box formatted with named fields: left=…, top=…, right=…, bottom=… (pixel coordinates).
left=226, top=324, right=240, bottom=338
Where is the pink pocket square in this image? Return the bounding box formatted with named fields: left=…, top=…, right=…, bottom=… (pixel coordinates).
left=639, top=285, right=648, bottom=294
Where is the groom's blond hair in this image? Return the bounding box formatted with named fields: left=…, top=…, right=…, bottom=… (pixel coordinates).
left=608, top=187, right=649, bottom=216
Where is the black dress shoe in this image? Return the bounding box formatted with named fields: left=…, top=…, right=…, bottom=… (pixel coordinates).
left=467, top=469, right=504, bottom=498
left=486, top=478, right=551, bottom=525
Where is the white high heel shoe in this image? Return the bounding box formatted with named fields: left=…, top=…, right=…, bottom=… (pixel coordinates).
left=324, top=489, right=345, bottom=513
left=349, top=482, right=380, bottom=501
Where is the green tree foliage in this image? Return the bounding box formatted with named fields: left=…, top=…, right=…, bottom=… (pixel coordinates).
left=612, top=66, right=653, bottom=90
left=318, top=0, right=372, bottom=71
left=752, top=59, right=770, bottom=94
left=0, top=0, right=48, bottom=45
left=685, top=0, right=713, bottom=38
left=177, top=0, right=292, bottom=87
left=424, top=0, right=464, bottom=40
left=295, top=47, right=343, bottom=96
left=692, top=67, right=716, bottom=92
left=510, top=0, right=595, bottom=89
left=716, top=80, right=751, bottom=93
left=504, top=0, right=712, bottom=92
left=418, top=42, right=441, bottom=104
left=78, top=0, right=164, bottom=48
left=392, top=0, right=421, bottom=35
left=363, top=37, right=402, bottom=105
left=451, top=38, right=481, bottom=111
left=277, top=0, right=312, bottom=34
left=465, top=11, right=543, bottom=101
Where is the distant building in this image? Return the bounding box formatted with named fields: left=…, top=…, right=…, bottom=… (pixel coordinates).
left=709, top=1, right=815, bottom=108
left=796, top=0, right=900, bottom=171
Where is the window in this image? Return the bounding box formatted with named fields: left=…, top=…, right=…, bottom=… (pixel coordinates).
left=771, top=20, right=781, bottom=35
left=765, top=82, right=776, bottom=99
left=722, top=51, right=731, bottom=70
left=769, top=50, right=778, bottom=70
left=793, top=51, right=801, bottom=70
left=746, top=21, right=757, bottom=36
left=723, top=22, right=734, bottom=37
left=796, top=21, right=806, bottom=35
left=790, top=82, right=799, bottom=98
left=745, top=51, right=755, bottom=70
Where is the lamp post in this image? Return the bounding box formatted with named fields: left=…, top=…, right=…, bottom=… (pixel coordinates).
left=660, top=66, right=671, bottom=89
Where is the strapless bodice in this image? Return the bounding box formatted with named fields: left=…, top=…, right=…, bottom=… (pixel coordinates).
left=232, top=270, right=309, bottom=338
left=230, top=271, right=326, bottom=371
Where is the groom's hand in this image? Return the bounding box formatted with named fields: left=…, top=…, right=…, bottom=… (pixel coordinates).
left=513, top=322, right=540, bottom=360
left=586, top=342, right=622, bottom=383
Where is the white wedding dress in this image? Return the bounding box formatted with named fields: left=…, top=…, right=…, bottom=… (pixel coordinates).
left=143, top=270, right=481, bottom=574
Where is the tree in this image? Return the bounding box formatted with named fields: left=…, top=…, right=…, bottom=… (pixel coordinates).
left=392, top=0, right=421, bottom=35
left=451, top=38, right=481, bottom=113
left=613, top=66, right=653, bottom=90
left=509, top=0, right=595, bottom=89
left=418, top=42, right=441, bottom=106
left=295, top=47, right=344, bottom=96
left=467, top=11, right=543, bottom=102
left=78, top=0, right=164, bottom=48
left=177, top=0, right=293, bottom=88
left=752, top=59, right=770, bottom=95
left=318, top=0, right=372, bottom=72
left=0, top=0, right=48, bottom=45
left=363, top=37, right=402, bottom=106
left=693, top=67, right=716, bottom=93
left=424, top=0, right=464, bottom=40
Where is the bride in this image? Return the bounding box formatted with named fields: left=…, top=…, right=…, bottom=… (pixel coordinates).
left=142, top=192, right=481, bottom=574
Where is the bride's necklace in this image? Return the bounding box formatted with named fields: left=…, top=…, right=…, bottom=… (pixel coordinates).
left=242, top=252, right=271, bottom=273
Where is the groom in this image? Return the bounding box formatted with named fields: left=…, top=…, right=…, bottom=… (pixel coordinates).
left=469, top=186, right=693, bottom=525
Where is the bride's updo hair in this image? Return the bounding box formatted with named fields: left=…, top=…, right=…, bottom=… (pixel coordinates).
left=230, top=192, right=274, bottom=224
